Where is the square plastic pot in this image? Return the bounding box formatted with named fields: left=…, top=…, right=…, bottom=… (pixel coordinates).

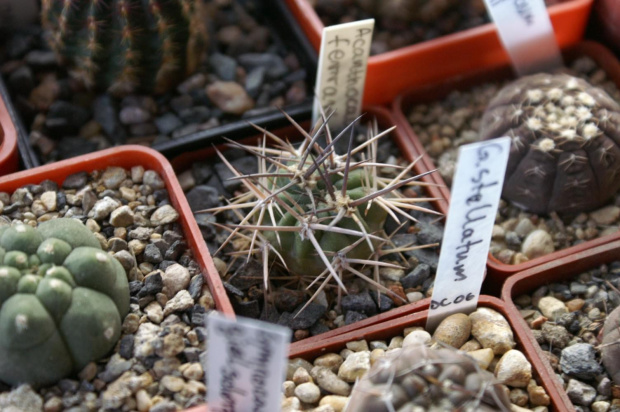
left=171, top=105, right=447, bottom=350
left=0, top=145, right=234, bottom=316
left=182, top=295, right=569, bottom=412
left=392, top=41, right=620, bottom=293
left=0, top=80, right=21, bottom=175
left=284, top=0, right=592, bottom=106
left=501, top=240, right=620, bottom=412
left=2, top=0, right=317, bottom=168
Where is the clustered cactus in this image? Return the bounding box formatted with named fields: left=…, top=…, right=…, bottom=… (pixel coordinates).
left=0, top=218, right=129, bottom=387
left=207, top=113, right=438, bottom=309
left=601, top=305, right=620, bottom=385
left=41, top=0, right=208, bottom=96
left=480, top=73, right=620, bottom=215
left=346, top=339, right=511, bottom=411
left=355, top=0, right=459, bottom=24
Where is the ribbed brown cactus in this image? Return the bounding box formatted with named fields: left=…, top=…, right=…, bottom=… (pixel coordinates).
left=601, top=305, right=620, bottom=385
left=346, top=339, right=511, bottom=411
left=41, top=0, right=208, bottom=96
left=480, top=73, right=620, bottom=215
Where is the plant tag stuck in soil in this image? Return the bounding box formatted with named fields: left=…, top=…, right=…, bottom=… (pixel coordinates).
left=483, top=0, right=562, bottom=75
left=312, top=19, right=374, bottom=131
left=426, top=137, right=511, bottom=331
left=205, top=313, right=292, bottom=412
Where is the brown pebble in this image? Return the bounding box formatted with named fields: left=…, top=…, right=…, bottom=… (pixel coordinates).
left=530, top=316, right=548, bottom=329
left=566, top=298, right=585, bottom=312
left=388, top=284, right=407, bottom=306
left=294, top=329, right=310, bottom=341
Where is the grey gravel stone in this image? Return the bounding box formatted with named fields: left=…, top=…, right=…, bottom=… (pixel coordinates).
left=560, top=344, right=602, bottom=380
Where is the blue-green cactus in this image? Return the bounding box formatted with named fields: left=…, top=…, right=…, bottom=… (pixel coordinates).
left=0, top=218, right=129, bottom=387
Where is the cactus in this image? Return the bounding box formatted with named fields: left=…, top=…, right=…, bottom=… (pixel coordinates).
left=0, top=218, right=129, bottom=387
left=206, top=113, right=439, bottom=309
left=480, top=73, right=620, bottom=215
left=41, top=0, right=208, bottom=96
left=355, top=0, right=459, bottom=24
left=346, top=338, right=512, bottom=411
left=601, top=305, right=620, bottom=384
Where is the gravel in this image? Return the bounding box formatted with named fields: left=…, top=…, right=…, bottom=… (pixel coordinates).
left=514, top=260, right=620, bottom=411
left=0, top=166, right=215, bottom=411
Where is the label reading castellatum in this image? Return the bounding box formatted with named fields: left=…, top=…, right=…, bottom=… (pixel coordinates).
left=312, top=19, right=374, bottom=131
left=483, top=0, right=562, bottom=75
left=206, top=313, right=291, bottom=412
left=426, top=137, right=510, bottom=331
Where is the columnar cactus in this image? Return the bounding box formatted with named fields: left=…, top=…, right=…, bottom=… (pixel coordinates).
left=346, top=340, right=512, bottom=411
left=601, top=305, right=620, bottom=384
left=0, top=218, right=129, bottom=387
left=206, top=114, right=439, bottom=308
left=480, top=73, right=620, bottom=215
left=41, top=0, right=208, bottom=96
left=355, top=0, right=459, bottom=23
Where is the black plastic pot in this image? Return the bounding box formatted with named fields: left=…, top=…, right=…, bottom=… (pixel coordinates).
left=0, top=0, right=317, bottom=168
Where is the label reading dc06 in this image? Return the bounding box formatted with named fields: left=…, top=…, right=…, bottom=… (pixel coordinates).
left=426, top=137, right=510, bottom=331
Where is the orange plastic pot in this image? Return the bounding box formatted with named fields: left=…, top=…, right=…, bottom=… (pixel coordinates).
left=0, top=86, right=20, bottom=176
left=185, top=296, right=562, bottom=412
left=392, top=41, right=620, bottom=294
left=0, top=145, right=234, bottom=316
left=284, top=0, right=593, bottom=106
left=171, top=106, right=446, bottom=350
left=501, top=240, right=620, bottom=412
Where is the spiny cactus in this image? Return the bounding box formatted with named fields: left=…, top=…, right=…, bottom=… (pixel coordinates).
left=355, top=0, right=459, bottom=23
left=0, top=218, right=129, bottom=387
left=205, top=112, right=440, bottom=310
left=480, top=73, right=620, bottom=215
left=41, top=0, right=208, bottom=96
left=601, top=305, right=620, bottom=385
left=346, top=338, right=511, bottom=411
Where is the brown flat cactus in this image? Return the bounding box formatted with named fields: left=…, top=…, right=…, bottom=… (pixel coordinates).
left=601, top=305, right=620, bottom=385
left=480, top=73, right=620, bottom=215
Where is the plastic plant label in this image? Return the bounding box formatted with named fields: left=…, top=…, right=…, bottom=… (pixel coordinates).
left=483, top=0, right=563, bottom=76
left=312, top=19, right=374, bottom=131
left=205, top=312, right=292, bottom=412
left=426, top=137, right=510, bottom=331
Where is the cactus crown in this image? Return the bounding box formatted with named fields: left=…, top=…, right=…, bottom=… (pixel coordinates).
left=205, top=112, right=440, bottom=310
left=481, top=73, right=620, bottom=215
left=346, top=339, right=511, bottom=411
left=0, top=218, right=129, bottom=387
left=41, top=0, right=208, bottom=96
left=601, top=305, right=620, bottom=385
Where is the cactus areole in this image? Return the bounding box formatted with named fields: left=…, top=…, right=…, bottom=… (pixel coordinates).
left=480, top=73, right=620, bottom=215
left=41, top=0, right=208, bottom=96
left=0, top=218, right=129, bottom=387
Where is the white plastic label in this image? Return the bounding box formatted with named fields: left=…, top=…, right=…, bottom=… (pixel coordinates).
left=312, top=19, right=374, bottom=131
left=206, top=313, right=292, bottom=412
left=484, top=0, right=563, bottom=75
left=426, top=137, right=511, bottom=331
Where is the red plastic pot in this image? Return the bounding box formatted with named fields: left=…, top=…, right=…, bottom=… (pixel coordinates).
left=0, top=90, right=20, bottom=176
left=392, top=41, right=620, bottom=294
left=171, top=106, right=447, bottom=350
left=285, top=0, right=592, bottom=106
left=0, top=145, right=234, bottom=316
left=185, top=296, right=564, bottom=412
left=501, top=240, right=620, bottom=412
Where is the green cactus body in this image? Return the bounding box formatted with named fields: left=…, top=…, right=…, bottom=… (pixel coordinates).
left=265, top=168, right=388, bottom=277
left=0, top=218, right=129, bottom=387
left=41, top=0, right=208, bottom=96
